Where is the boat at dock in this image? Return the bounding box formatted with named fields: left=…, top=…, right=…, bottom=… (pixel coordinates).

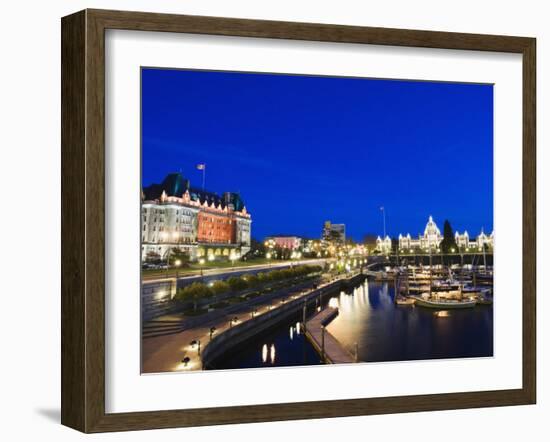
left=395, top=296, right=415, bottom=305
left=412, top=295, right=476, bottom=309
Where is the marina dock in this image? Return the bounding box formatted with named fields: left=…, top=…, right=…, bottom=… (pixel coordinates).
left=305, top=307, right=355, bottom=364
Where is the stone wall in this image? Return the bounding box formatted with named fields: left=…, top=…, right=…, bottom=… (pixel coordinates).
left=141, top=279, right=176, bottom=321
left=201, top=273, right=365, bottom=367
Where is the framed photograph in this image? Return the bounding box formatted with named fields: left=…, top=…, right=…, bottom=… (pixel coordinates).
left=61, top=9, right=536, bottom=433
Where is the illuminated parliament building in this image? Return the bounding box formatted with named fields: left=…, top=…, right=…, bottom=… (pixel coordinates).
left=376, top=215, right=494, bottom=254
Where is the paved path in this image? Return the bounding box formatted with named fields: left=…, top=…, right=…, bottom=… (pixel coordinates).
left=305, top=308, right=355, bottom=364
left=142, top=273, right=359, bottom=373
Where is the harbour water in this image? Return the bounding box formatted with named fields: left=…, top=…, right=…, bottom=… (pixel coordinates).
left=209, top=312, right=322, bottom=369
left=209, top=280, right=493, bottom=370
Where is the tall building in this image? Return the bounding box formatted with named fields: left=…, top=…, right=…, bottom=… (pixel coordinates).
left=141, top=173, right=252, bottom=261
left=322, top=221, right=346, bottom=244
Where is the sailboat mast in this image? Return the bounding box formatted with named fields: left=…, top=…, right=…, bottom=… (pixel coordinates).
left=429, top=246, right=433, bottom=299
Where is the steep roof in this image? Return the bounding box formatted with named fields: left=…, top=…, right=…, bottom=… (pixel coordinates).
left=142, top=172, right=245, bottom=210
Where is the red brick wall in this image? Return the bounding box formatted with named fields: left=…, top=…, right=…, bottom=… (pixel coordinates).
left=197, top=211, right=234, bottom=244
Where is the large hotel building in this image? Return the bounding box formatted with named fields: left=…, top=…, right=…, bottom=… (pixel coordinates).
left=141, top=173, right=251, bottom=262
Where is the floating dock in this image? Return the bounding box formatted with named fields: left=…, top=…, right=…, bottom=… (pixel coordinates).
left=305, top=307, right=355, bottom=364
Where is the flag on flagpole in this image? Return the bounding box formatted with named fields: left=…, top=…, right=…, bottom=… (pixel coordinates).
left=197, top=163, right=206, bottom=190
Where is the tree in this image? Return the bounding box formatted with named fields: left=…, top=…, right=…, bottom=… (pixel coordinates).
left=168, top=247, right=190, bottom=267
left=210, top=280, right=230, bottom=296
left=175, top=282, right=212, bottom=311
left=245, top=274, right=260, bottom=287
left=244, top=238, right=265, bottom=259
left=275, top=245, right=291, bottom=260
left=362, top=234, right=378, bottom=249
left=391, top=237, right=399, bottom=253
left=227, top=276, right=249, bottom=291
left=440, top=220, right=458, bottom=253
left=328, top=230, right=343, bottom=244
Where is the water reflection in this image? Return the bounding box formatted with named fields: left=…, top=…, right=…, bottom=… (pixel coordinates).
left=326, top=281, right=493, bottom=363
left=210, top=312, right=321, bottom=370
left=210, top=280, right=493, bottom=370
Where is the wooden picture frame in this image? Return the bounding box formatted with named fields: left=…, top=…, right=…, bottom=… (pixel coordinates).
left=61, top=8, right=536, bottom=433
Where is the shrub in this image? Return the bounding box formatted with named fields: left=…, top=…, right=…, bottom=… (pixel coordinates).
left=211, top=280, right=230, bottom=295
left=257, top=272, right=271, bottom=283
left=270, top=270, right=286, bottom=281
left=245, top=274, right=260, bottom=287
left=174, top=282, right=213, bottom=303
left=227, top=276, right=249, bottom=291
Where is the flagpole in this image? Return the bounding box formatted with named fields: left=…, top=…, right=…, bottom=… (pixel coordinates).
left=202, top=165, right=206, bottom=191
left=381, top=206, right=386, bottom=238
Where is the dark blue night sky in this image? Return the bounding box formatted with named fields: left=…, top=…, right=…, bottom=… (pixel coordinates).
left=142, top=68, right=493, bottom=241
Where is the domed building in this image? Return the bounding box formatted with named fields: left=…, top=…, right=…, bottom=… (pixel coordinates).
left=396, top=216, right=494, bottom=252
left=420, top=215, right=442, bottom=249
left=396, top=215, right=441, bottom=251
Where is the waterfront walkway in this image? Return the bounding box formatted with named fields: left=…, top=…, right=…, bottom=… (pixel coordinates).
left=142, top=272, right=361, bottom=373
left=305, top=308, right=355, bottom=364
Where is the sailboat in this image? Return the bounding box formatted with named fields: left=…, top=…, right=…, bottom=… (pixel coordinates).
left=413, top=294, right=476, bottom=309
left=411, top=247, right=476, bottom=309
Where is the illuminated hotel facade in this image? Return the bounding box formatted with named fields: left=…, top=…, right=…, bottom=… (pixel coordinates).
left=376, top=215, right=494, bottom=254
left=141, top=173, right=251, bottom=262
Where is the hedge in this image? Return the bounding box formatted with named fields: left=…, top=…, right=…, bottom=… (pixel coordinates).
left=176, top=264, right=322, bottom=306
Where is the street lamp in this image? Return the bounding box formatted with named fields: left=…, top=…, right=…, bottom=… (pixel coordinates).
left=199, top=258, right=205, bottom=278
left=174, top=259, right=181, bottom=281
left=190, top=339, right=201, bottom=355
